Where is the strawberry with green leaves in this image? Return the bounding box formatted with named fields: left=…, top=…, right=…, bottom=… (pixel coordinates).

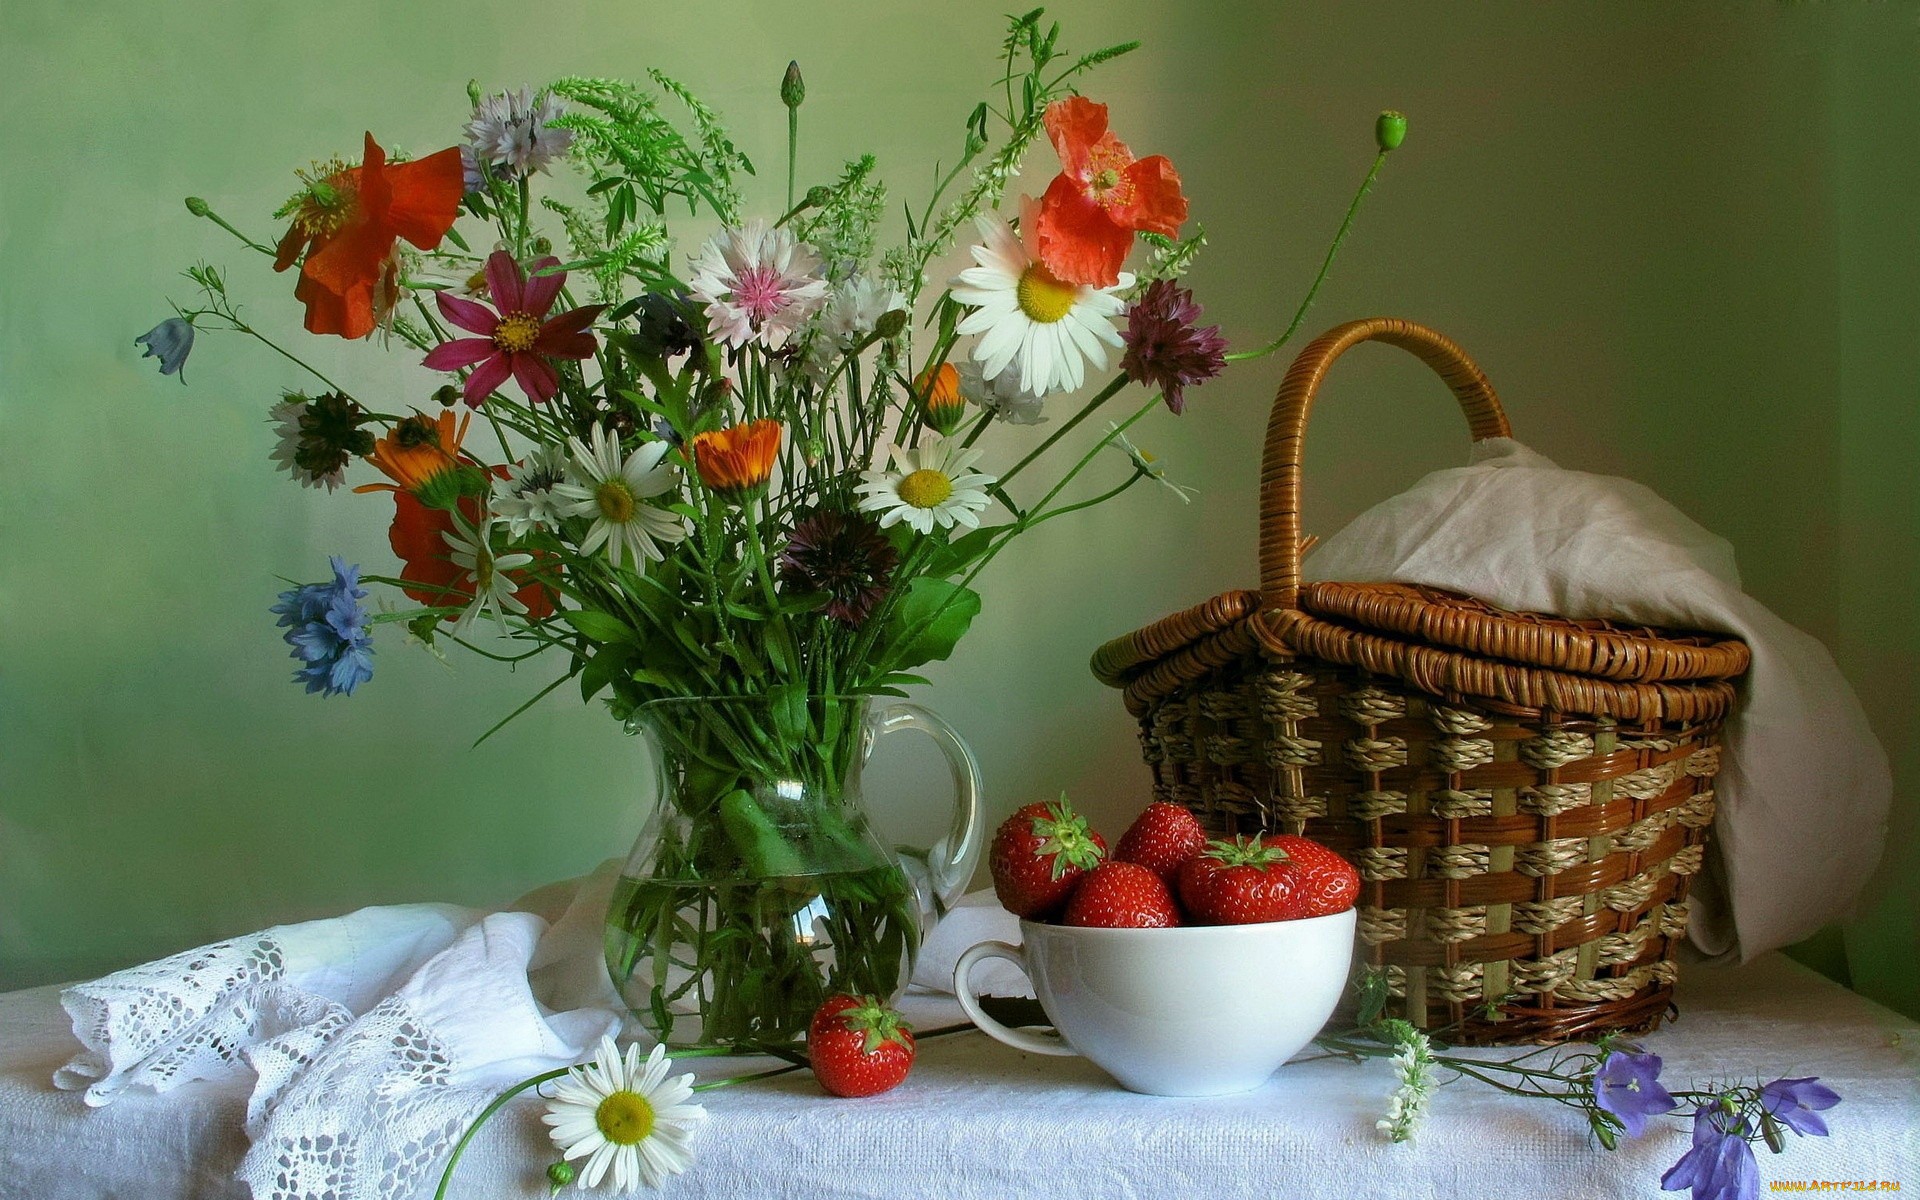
left=1114, top=802, right=1208, bottom=881
left=1267, top=833, right=1360, bottom=918
left=1176, top=835, right=1301, bottom=925
left=1063, top=861, right=1183, bottom=927
left=808, top=994, right=915, bottom=1098
left=988, top=795, right=1107, bottom=918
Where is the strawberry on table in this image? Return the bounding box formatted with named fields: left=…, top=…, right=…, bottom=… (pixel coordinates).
left=808, top=994, right=916, bottom=1098
left=1176, top=835, right=1300, bottom=925
left=988, top=795, right=1107, bottom=919
left=1062, top=861, right=1183, bottom=928
left=1114, top=802, right=1208, bottom=881
left=1267, top=833, right=1360, bottom=918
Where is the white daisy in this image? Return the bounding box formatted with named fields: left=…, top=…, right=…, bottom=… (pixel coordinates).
left=553, top=426, right=689, bottom=570
left=491, top=443, right=572, bottom=539
left=542, top=1036, right=707, bottom=1192
left=686, top=220, right=830, bottom=350
left=1107, top=425, right=1196, bottom=503
left=956, top=358, right=1051, bottom=426
left=267, top=398, right=344, bottom=491
left=950, top=196, right=1131, bottom=398
left=855, top=437, right=996, bottom=535
left=441, top=515, right=535, bottom=634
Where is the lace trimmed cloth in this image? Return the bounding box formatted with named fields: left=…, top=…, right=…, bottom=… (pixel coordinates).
left=52, top=868, right=624, bottom=1200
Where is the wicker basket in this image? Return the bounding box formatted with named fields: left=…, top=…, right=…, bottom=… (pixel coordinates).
left=1091, top=317, right=1750, bottom=1044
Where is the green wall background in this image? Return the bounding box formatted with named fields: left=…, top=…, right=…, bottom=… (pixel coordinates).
left=2, top=2, right=1914, bottom=1017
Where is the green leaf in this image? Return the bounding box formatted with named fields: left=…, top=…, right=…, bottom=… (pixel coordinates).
left=923, top=526, right=1004, bottom=578
left=766, top=681, right=809, bottom=746
left=883, top=577, right=981, bottom=671
left=580, top=643, right=634, bottom=703
left=561, top=610, right=638, bottom=644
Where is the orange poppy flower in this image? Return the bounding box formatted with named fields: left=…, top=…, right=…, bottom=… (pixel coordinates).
left=274, top=133, right=465, bottom=340
left=388, top=488, right=556, bottom=621
left=1033, top=97, right=1188, bottom=288
left=690, top=420, right=782, bottom=500
left=353, top=410, right=470, bottom=496
left=915, top=363, right=964, bottom=435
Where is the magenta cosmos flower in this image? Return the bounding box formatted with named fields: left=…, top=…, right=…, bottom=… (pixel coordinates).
left=424, top=251, right=603, bottom=406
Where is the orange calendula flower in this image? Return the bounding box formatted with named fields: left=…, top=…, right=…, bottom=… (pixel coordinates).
left=274, top=133, right=465, bottom=340
left=915, top=363, right=964, bottom=435
left=1034, top=97, right=1188, bottom=288
left=691, top=419, right=782, bottom=501
left=354, top=410, right=470, bottom=497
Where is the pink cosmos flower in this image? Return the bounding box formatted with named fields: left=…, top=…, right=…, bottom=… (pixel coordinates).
left=423, top=251, right=603, bottom=406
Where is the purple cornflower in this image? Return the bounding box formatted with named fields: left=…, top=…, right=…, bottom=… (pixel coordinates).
left=271, top=556, right=375, bottom=697
left=1661, top=1103, right=1759, bottom=1200
left=1592, top=1048, right=1679, bottom=1138
left=1760, top=1077, right=1840, bottom=1137
left=1119, top=279, right=1227, bottom=415
left=777, top=509, right=898, bottom=626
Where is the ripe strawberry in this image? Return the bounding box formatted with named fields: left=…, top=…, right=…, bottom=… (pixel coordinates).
left=1062, top=861, right=1183, bottom=928
left=1114, top=802, right=1208, bottom=881
left=808, top=994, right=915, bottom=1098
left=1268, top=833, right=1360, bottom=918
left=1176, top=836, right=1300, bottom=925
left=988, top=795, right=1107, bottom=919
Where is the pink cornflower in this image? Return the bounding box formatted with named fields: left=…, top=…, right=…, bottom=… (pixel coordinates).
left=686, top=221, right=828, bottom=350
left=423, top=251, right=603, bottom=406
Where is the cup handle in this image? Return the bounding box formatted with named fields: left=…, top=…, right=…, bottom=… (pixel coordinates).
left=871, top=702, right=983, bottom=918
left=952, top=941, right=1078, bottom=1058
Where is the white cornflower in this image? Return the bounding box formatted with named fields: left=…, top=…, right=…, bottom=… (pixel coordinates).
left=267, top=398, right=343, bottom=491
left=686, top=220, right=830, bottom=350
left=1376, top=1028, right=1436, bottom=1143
left=950, top=196, right=1130, bottom=397
left=464, top=87, right=573, bottom=182
left=491, top=444, right=572, bottom=539
left=542, top=1036, right=707, bottom=1192
left=553, top=426, right=688, bottom=571
left=956, top=358, right=1051, bottom=426
left=1106, top=425, right=1196, bottom=503
left=855, top=437, right=995, bottom=535
left=820, top=275, right=905, bottom=347
left=441, top=515, right=535, bottom=634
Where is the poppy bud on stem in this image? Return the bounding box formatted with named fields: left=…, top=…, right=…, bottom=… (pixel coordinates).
left=1375, top=110, right=1408, bottom=153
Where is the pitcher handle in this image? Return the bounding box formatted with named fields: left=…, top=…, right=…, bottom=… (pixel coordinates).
left=871, top=701, right=983, bottom=918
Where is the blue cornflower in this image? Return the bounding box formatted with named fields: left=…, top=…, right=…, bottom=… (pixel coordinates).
left=271, top=556, right=374, bottom=697
left=1592, top=1048, right=1679, bottom=1138
left=1760, top=1077, right=1841, bottom=1137
left=135, top=317, right=195, bottom=381
left=1662, top=1103, right=1759, bottom=1200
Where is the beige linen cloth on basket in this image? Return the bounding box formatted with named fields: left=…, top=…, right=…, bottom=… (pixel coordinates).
left=1290, top=436, right=1891, bottom=962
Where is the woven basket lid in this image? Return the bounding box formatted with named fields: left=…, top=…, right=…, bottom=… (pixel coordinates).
left=1297, top=581, right=1750, bottom=684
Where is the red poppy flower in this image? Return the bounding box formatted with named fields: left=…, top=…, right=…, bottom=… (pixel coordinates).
left=422, top=251, right=604, bottom=406
left=388, top=488, right=556, bottom=621
left=1033, top=97, right=1188, bottom=288
left=274, top=133, right=465, bottom=340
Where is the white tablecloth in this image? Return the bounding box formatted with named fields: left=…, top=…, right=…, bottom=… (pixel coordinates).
left=2, top=954, right=1916, bottom=1199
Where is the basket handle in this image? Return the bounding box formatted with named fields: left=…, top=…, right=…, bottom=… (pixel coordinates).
left=1259, top=317, right=1512, bottom=610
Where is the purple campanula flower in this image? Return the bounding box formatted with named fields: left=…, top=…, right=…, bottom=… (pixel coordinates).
left=1760, top=1077, right=1840, bottom=1137
left=1662, top=1103, right=1760, bottom=1200
left=1593, top=1049, right=1679, bottom=1137
left=135, top=317, right=195, bottom=381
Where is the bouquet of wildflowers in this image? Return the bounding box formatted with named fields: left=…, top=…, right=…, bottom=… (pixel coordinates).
left=143, top=10, right=1399, bottom=1045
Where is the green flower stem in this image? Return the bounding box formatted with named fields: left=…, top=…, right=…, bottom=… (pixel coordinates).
left=1018, top=472, right=1143, bottom=530
left=995, top=374, right=1130, bottom=488
left=185, top=200, right=278, bottom=258
left=1226, top=147, right=1388, bottom=363
left=432, top=1068, right=567, bottom=1200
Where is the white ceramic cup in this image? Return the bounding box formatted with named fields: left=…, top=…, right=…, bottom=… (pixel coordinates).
left=953, top=909, right=1356, bottom=1096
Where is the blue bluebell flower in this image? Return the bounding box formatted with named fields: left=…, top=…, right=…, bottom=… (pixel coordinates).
left=135, top=317, right=195, bottom=381
left=271, top=556, right=374, bottom=697
left=1592, top=1048, right=1679, bottom=1138
left=1760, top=1077, right=1840, bottom=1137
left=1662, top=1103, right=1759, bottom=1200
